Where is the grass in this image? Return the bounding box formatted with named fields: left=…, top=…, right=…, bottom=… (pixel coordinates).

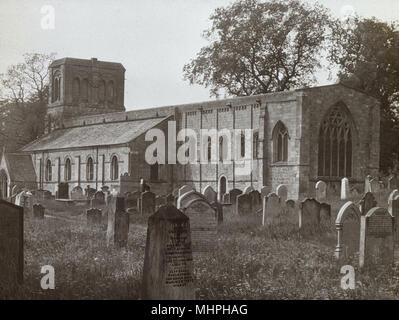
left=1, top=190, right=398, bottom=300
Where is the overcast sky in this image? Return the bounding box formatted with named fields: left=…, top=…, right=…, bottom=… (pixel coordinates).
left=0, top=0, right=398, bottom=110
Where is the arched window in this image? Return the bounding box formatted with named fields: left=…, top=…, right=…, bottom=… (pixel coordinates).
left=240, top=131, right=245, bottom=158
left=273, top=121, right=289, bottom=162
left=150, top=162, right=159, bottom=181
left=110, top=156, right=119, bottom=180
left=0, top=170, right=8, bottom=199
left=64, top=158, right=71, bottom=181
left=98, top=80, right=106, bottom=102
left=219, top=136, right=224, bottom=161
left=81, top=79, right=89, bottom=101
left=107, top=80, right=114, bottom=103
left=253, top=132, right=259, bottom=159
left=207, top=137, right=212, bottom=162
left=72, top=77, right=80, bottom=102
left=318, top=104, right=353, bottom=178
left=45, top=159, right=52, bottom=182
left=86, top=157, right=94, bottom=181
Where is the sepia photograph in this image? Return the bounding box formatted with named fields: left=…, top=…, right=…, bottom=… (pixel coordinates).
left=0, top=0, right=399, bottom=310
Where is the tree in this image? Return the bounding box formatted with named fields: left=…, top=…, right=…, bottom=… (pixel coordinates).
left=0, top=53, right=55, bottom=151
left=183, top=0, right=333, bottom=97
left=329, top=17, right=399, bottom=172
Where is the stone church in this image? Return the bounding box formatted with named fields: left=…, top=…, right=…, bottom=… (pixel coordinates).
left=0, top=57, right=380, bottom=200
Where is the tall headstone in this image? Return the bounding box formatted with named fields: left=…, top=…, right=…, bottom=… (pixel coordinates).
left=106, top=197, right=129, bottom=248
left=177, top=190, right=206, bottom=210
left=92, top=191, right=106, bottom=208
left=315, top=181, right=327, bottom=201
left=359, top=207, right=394, bottom=268
left=243, top=186, right=254, bottom=194
left=388, top=189, right=399, bottom=215
left=58, top=182, right=69, bottom=199
left=262, top=193, right=281, bottom=226
left=276, top=184, right=288, bottom=204
left=364, top=175, right=372, bottom=193
left=236, top=193, right=252, bottom=216
left=341, top=178, right=349, bottom=200
left=125, top=191, right=141, bottom=212
left=141, top=191, right=156, bottom=215
left=87, top=208, right=102, bottom=226
left=0, top=200, right=23, bottom=284
left=141, top=205, right=194, bottom=300
left=178, top=185, right=195, bottom=198
left=261, top=186, right=272, bottom=199
left=285, top=199, right=296, bottom=220
left=182, top=199, right=217, bottom=253
left=335, top=201, right=361, bottom=259
left=249, top=190, right=261, bottom=213
left=299, top=198, right=321, bottom=234
left=320, top=202, right=331, bottom=227
left=359, top=192, right=377, bottom=216
left=71, top=186, right=84, bottom=200
left=228, top=189, right=242, bottom=207
left=211, top=201, right=223, bottom=224
left=33, top=204, right=45, bottom=219
left=203, top=185, right=217, bottom=203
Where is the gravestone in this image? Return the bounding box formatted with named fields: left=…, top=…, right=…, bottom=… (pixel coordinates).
left=211, top=201, right=223, bottom=224
left=0, top=200, right=23, bottom=284
left=141, top=205, right=194, bottom=299
left=389, top=175, right=399, bottom=190
left=58, top=183, right=69, bottom=199
left=23, top=192, right=33, bottom=215
left=125, top=191, right=141, bottom=212
left=262, top=193, right=281, bottom=226
left=85, top=186, right=96, bottom=199
left=261, top=186, right=272, bottom=199
left=183, top=198, right=217, bottom=253
left=359, top=192, right=377, bottom=216
left=359, top=207, right=394, bottom=268
left=177, top=190, right=206, bottom=210
left=87, top=208, right=102, bottom=226
left=341, top=178, right=349, bottom=200
left=320, top=203, right=331, bottom=227
left=228, top=189, right=242, bottom=207
left=335, top=201, right=361, bottom=259
left=243, top=186, right=254, bottom=194
left=142, top=191, right=156, bottom=215
left=178, top=185, right=194, bottom=198
left=370, top=178, right=380, bottom=193
left=92, top=191, right=105, bottom=208
left=315, top=181, right=327, bottom=201
left=222, top=193, right=230, bottom=204
left=299, top=198, right=321, bottom=234
left=365, top=175, right=372, bottom=193
left=388, top=189, right=399, bottom=215
left=101, top=186, right=110, bottom=193
left=276, top=184, right=288, bottom=204
left=33, top=204, right=45, bottom=219
left=203, top=185, right=217, bottom=203
left=106, top=197, right=130, bottom=248
left=285, top=199, right=297, bottom=220
left=249, top=190, right=261, bottom=212
left=71, top=186, right=84, bottom=200
left=236, top=193, right=252, bottom=216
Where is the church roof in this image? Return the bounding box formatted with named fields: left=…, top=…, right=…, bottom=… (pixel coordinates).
left=21, top=116, right=170, bottom=152
left=3, top=153, right=37, bottom=187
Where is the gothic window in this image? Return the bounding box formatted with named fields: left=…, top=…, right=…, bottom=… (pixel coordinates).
left=86, top=157, right=94, bottom=181
left=240, top=131, right=245, bottom=158
left=219, top=136, right=224, bottom=161
left=111, top=155, right=119, bottom=180
left=150, top=162, right=159, bottom=181
left=45, top=159, right=52, bottom=182
left=107, top=80, right=115, bottom=103
left=72, top=78, right=80, bottom=102
left=207, top=137, right=212, bottom=162
left=253, top=131, right=259, bottom=159
left=81, top=79, right=89, bottom=102
left=273, top=121, right=289, bottom=162
left=318, top=104, right=353, bottom=178
left=98, top=80, right=106, bottom=102
left=64, top=158, right=71, bottom=181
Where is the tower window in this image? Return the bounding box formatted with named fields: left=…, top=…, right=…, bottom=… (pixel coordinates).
left=111, top=156, right=119, bottom=180
left=219, top=136, right=224, bottom=161
left=253, top=131, right=259, bottom=159
left=207, top=136, right=212, bottom=162
left=240, top=131, right=245, bottom=158
left=86, top=157, right=94, bottom=181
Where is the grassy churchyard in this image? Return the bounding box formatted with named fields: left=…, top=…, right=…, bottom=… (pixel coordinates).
left=1, top=187, right=399, bottom=300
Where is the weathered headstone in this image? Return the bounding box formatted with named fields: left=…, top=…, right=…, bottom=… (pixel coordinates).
left=320, top=203, right=331, bottom=227
left=106, top=197, right=129, bottom=248
left=228, top=189, right=242, bottom=208
left=71, top=186, right=84, bottom=200
left=87, top=208, right=102, bottom=226
left=141, top=205, right=194, bottom=300
left=276, top=184, right=288, bottom=204
left=335, top=201, right=361, bottom=259
left=85, top=186, right=96, bottom=199
left=23, top=192, right=33, bottom=216
left=142, top=191, right=156, bottom=215
left=388, top=189, right=399, bottom=215
left=249, top=190, right=261, bottom=212
left=261, top=186, right=272, bottom=199
left=243, top=186, right=254, bottom=194
left=285, top=199, right=297, bottom=220
left=177, top=190, right=206, bottom=210
left=0, top=200, right=23, bottom=284
left=203, top=185, right=217, bottom=203
left=33, top=204, right=45, bottom=219
left=359, top=192, right=377, bottom=216
left=341, top=178, right=349, bottom=200
left=299, top=198, right=321, bottom=234
left=92, top=191, right=105, bottom=208
left=125, top=190, right=141, bottom=212
left=222, top=193, right=230, bottom=204
left=262, top=193, right=281, bottom=226
left=315, top=180, right=327, bottom=201
left=211, top=201, right=223, bottom=224
left=359, top=207, right=394, bottom=268
left=58, top=182, right=69, bottom=199
left=236, top=193, right=252, bottom=216
left=365, top=175, right=372, bottom=193
left=178, top=185, right=195, bottom=198
left=183, top=198, right=217, bottom=253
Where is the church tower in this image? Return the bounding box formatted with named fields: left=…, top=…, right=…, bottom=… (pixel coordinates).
left=45, top=57, right=126, bottom=132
